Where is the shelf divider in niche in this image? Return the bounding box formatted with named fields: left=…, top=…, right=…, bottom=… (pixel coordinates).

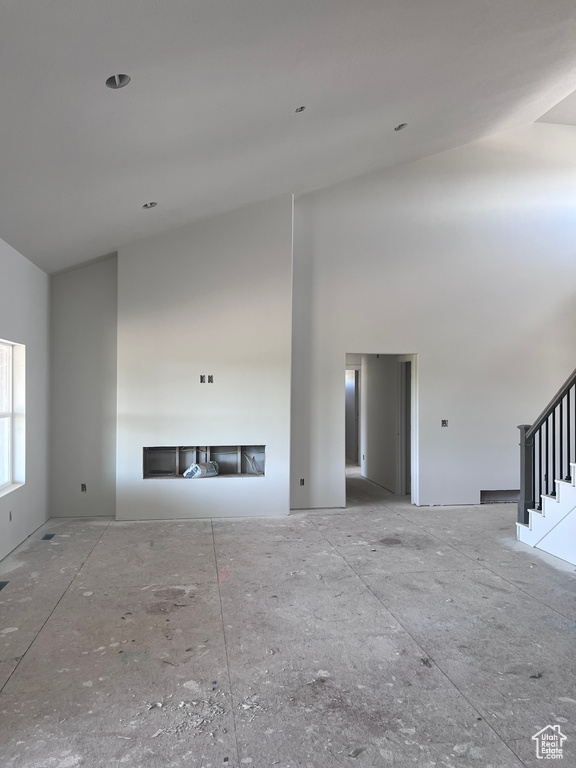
left=143, top=445, right=265, bottom=479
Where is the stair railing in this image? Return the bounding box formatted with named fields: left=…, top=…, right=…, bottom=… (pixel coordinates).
left=518, top=367, right=576, bottom=524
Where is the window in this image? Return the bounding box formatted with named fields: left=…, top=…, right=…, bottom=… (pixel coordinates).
left=0, top=342, right=12, bottom=488
left=0, top=339, right=25, bottom=493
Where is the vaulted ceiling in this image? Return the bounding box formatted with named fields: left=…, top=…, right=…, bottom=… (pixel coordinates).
left=2, top=1, right=576, bottom=273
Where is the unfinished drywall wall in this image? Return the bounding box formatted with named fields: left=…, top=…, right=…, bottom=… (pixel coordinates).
left=117, top=195, right=292, bottom=519
left=291, top=122, right=576, bottom=508
left=361, top=354, right=399, bottom=493
left=49, top=257, right=118, bottom=517
left=0, top=239, right=49, bottom=561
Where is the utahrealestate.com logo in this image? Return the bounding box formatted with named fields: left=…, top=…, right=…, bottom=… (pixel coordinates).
left=532, top=725, right=567, bottom=760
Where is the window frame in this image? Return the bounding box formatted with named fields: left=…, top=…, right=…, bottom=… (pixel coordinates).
left=0, top=340, right=13, bottom=491
left=0, top=338, right=24, bottom=496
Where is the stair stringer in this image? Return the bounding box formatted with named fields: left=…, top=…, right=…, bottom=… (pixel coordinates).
left=533, top=503, right=576, bottom=565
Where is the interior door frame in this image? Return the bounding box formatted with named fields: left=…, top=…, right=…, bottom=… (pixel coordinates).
left=345, top=366, right=361, bottom=465
left=397, top=354, right=418, bottom=503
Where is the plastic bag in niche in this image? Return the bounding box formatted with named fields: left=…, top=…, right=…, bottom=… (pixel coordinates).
left=183, top=461, right=219, bottom=478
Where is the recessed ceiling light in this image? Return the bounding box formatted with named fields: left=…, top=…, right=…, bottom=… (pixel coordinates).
left=295, top=106, right=306, bottom=113
left=106, top=74, right=131, bottom=90
left=394, top=122, right=408, bottom=131
left=142, top=202, right=157, bottom=209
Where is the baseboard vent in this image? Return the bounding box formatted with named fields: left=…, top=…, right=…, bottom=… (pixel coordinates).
left=480, top=489, right=519, bottom=504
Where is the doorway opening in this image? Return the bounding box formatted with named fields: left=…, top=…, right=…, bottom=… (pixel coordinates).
left=345, top=368, right=360, bottom=466
left=345, top=353, right=418, bottom=504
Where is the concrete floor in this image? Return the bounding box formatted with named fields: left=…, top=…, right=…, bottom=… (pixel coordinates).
left=1, top=473, right=575, bottom=767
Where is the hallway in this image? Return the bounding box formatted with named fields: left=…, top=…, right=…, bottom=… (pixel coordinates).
left=0, top=476, right=574, bottom=767
left=346, top=464, right=401, bottom=507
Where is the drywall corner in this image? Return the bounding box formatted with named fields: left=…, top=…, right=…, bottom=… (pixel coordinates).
left=49, top=257, right=118, bottom=517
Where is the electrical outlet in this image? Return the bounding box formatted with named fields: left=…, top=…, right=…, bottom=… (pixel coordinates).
left=441, top=420, right=448, bottom=427
left=200, top=375, right=206, bottom=383
left=208, top=375, right=213, bottom=383
left=81, top=484, right=87, bottom=492
left=300, top=478, right=305, bottom=486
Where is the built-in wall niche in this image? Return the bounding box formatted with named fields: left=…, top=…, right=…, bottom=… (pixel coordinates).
left=143, top=445, right=266, bottom=479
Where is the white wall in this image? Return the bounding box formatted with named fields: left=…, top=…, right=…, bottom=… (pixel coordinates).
left=117, top=196, right=293, bottom=519
left=0, top=239, right=49, bottom=560
left=361, top=355, right=399, bottom=493
left=50, top=257, right=118, bottom=517
left=291, top=123, right=576, bottom=508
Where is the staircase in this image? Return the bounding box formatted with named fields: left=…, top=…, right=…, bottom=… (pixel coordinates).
left=517, top=468, right=576, bottom=564
left=517, top=368, right=576, bottom=566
